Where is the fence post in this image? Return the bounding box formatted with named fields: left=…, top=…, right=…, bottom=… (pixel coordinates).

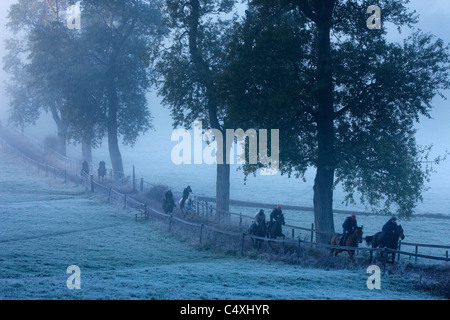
left=297, top=238, right=302, bottom=264
left=415, top=245, right=418, bottom=264
left=239, top=213, right=242, bottom=227
left=132, top=165, right=136, bottom=192
left=292, top=229, right=295, bottom=240
left=310, top=223, right=314, bottom=243
left=108, top=188, right=112, bottom=202
left=144, top=203, right=148, bottom=219
left=199, top=224, right=204, bottom=244
left=140, top=178, right=144, bottom=193
left=124, top=194, right=127, bottom=209
left=241, top=233, right=246, bottom=255
left=397, top=240, right=402, bottom=262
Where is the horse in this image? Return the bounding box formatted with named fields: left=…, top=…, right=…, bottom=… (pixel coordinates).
left=248, top=221, right=267, bottom=249
left=267, top=212, right=285, bottom=240
left=366, top=224, right=405, bottom=263
left=81, top=160, right=89, bottom=177
left=179, top=194, right=196, bottom=215
left=329, top=226, right=364, bottom=259
left=98, top=161, right=107, bottom=182
left=163, top=197, right=175, bottom=214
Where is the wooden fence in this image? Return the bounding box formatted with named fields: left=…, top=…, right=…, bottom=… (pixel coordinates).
left=1, top=133, right=449, bottom=270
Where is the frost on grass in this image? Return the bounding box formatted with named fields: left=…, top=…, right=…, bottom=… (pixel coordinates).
left=0, top=152, right=442, bottom=300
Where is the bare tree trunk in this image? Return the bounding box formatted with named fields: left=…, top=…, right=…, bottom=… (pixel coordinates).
left=81, top=124, right=94, bottom=163
left=312, top=1, right=336, bottom=243
left=216, top=134, right=231, bottom=217
left=50, top=103, right=67, bottom=156
left=107, top=75, right=124, bottom=180
left=188, top=0, right=231, bottom=218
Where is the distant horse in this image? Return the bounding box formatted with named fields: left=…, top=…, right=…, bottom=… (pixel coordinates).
left=248, top=221, right=267, bottom=249
left=179, top=194, right=196, bottom=215
left=81, top=160, right=89, bottom=177
left=98, top=161, right=107, bottom=182
left=366, top=225, right=405, bottom=263
left=330, top=226, right=364, bottom=258
left=163, top=197, right=175, bottom=214
left=267, top=212, right=285, bottom=240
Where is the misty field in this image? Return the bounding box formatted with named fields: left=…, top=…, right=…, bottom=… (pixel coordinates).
left=0, top=151, right=444, bottom=300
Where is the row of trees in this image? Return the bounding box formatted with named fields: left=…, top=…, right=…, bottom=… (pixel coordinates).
left=4, top=0, right=449, bottom=242
left=4, top=0, right=164, bottom=179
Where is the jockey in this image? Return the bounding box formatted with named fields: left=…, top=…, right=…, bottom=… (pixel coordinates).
left=381, top=215, right=398, bottom=245
left=164, top=189, right=175, bottom=205
left=81, top=160, right=89, bottom=176
left=270, top=205, right=283, bottom=223
left=180, top=185, right=192, bottom=210
left=339, top=213, right=358, bottom=246
left=255, top=209, right=266, bottom=226
left=268, top=205, right=284, bottom=237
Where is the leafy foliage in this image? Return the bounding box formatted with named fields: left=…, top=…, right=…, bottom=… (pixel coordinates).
left=220, top=0, right=450, bottom=218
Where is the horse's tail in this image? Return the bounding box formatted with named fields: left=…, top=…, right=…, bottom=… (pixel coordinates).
left=365, top=236, right=373, bottom=246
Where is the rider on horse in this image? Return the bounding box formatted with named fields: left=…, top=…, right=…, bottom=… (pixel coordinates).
left=268, top=205, right=283, bottom=237
left=339, top=213, right=358, bottom=246
left=381, top=215, right=398, bottom=246
left=180, top=186, right=192, bottom=212
left=163, top=189, right=176, bottom=213
left=255, top=209, right=266, bottom=227
left=98, top=161, right=106, bottom=181
left=270, top=205, right=282, bottom=223
left=81, top=160, right=90, bottom=177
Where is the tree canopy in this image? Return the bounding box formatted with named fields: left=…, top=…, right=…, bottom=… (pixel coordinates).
left=219, top=0, right=450, bottom=241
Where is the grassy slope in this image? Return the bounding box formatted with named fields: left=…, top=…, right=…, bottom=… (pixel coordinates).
left=0, top=151, right=441, bottom=300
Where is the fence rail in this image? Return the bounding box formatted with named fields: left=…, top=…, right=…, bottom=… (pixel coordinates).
left=1, top=132, right=448, bottom=269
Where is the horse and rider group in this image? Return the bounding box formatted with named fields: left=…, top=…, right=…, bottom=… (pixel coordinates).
left=84, top=161, right=404, bottom=262
left=161, top=185, right=405, bottom=262
left=81, top=160, right=107, bottom=181
left=162, top=185, right=195, bottom=216
left=248, top=207, right=405, bottom=262
left=328, top=213, right=404, bottom=262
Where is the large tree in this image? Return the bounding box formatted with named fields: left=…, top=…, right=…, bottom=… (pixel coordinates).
left=4, top=0, right=77, bottom=156
left=157, top=0, right=237, bottom=214
left=4, top=0, right=164, bottom=176
left=77, top=0, right=164, bottom=179
left=221, top=0, right=450, bottom=243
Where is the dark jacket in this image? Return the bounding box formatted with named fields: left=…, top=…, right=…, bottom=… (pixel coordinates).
left=342, top=216, right=358, bottom=234
left=164, top=191, right=174, bottom=204
left=382, top=220, right=397, bottom=238
left=255, top=210, right=266, bottom=225
left=270, top=208, right=282, bottom=223
left=81, top=161, right=89, bottom=176
left=182, top=187, right=191, bottom=200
